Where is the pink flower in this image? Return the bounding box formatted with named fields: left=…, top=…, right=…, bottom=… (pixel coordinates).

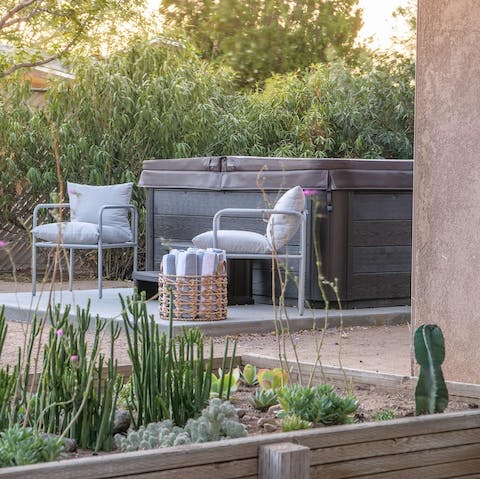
left=70, top=355, right=79, bottom=363
left=0, top=241, right=7, bottom=247
left=303, top=189, right=318, bottom=197
left=56, top=329, right=64, bottom=338
left=68, top=189, right=79, bottom=196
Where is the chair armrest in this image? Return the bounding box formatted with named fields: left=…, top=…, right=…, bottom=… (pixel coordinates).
left=212, top=208, right=305, bottom=232
left=98, top=205, right=138, bottom=242
left=33, top=203, right=70, bottom=228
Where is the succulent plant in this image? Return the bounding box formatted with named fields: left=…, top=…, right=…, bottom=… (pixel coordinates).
left=414, top=324, right=449, bottom=415
left=241, top=364, right=258, bottom=386
left=0, top=425, right=63, bottom=468
left=278, top=384, right=358, bottom=425
left=185, top=399, right=247, bottom=443
left=280, top=414, right=312, bottom=432
left=257, top=368, right=288, bottom=391
left=115, top=399, right=246, bottom=452
left=210, top=368, right=240, bottom=399
left=249, top=389, right=278, bottom=411
left=115, top=420, right=191, bottom=452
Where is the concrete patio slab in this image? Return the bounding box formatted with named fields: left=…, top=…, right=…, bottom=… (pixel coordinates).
left=0, top=287, right=411, bottom=336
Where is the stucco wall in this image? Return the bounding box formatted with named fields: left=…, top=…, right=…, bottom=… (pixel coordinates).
left=413, top=0, right=480, bottom=383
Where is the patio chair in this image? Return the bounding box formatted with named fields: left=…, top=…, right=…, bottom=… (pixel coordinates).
left=31, top=182, right=138, bottom=298
left=192, top=185, right=307, bottom=315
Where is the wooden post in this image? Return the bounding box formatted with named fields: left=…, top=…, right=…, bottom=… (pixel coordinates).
left=259, top=442, right=310, bottom=479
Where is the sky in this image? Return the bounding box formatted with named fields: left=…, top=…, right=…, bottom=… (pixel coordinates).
left=356, top=0, right=411, bottom=50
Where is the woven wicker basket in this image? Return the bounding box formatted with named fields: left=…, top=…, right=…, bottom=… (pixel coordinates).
left=158, top=264, right=227, bottom=321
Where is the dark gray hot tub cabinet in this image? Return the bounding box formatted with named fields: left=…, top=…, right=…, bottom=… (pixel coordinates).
left=138, top=156, right=413, bottom=308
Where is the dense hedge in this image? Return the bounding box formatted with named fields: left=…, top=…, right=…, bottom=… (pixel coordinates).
left=0, top=43, right=414, bottom=275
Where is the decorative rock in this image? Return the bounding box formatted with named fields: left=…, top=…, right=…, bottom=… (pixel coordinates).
left=263, top=423, right=278, bottom=433
left=267, top=404, right=282, bottom=416
left=113, top=409, right=131, bottom=435
left=235, top=408, right=247, bottom=418
left=242, top=415, right=253, bottom=421
left=257, top=417, right=277, bottom=427
left=62, top=437, right=78, bottom=453
left=40, top=433, right=77, bottom=453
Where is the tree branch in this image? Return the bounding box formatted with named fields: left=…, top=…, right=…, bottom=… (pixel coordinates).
left=0, top=34, right=78, bottom=78
left=0, top=0, right=38, bottom=30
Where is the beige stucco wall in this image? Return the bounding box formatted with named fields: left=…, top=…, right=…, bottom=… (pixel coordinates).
left=413, top=0, right=480, bottom=383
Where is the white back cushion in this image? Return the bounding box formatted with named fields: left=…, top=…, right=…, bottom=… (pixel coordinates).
left=266, top=186, right=305, bottom=250
left=67, top=182, right=133, bottom=231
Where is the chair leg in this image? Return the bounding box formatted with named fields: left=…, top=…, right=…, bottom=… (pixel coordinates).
left=32, top=241, right=37, bottom=296
left=98, top=245, right=103, bottom=299
left=298, top=214, right=307, bottom=316
left=69, top=248, right=74, bottom=291
left=298, top=257, right=305, bottom=316
left=133, top=243, right=138, bottom=275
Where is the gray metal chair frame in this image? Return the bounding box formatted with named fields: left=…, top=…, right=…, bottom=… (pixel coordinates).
left=212, top=208, right=307, bottom=315
left=32, top=203, right=138, bottom=298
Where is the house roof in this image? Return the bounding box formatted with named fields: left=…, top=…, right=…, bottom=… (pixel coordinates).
left=0, top=43, right=75, bottom=88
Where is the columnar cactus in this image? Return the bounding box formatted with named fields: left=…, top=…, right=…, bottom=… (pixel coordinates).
left=414, top=324, right=449, bottom=415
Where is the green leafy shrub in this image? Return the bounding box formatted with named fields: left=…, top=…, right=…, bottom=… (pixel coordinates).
left=0, top=426, right=63, bottom=468
left=0, top=44, right=413, bottom=282
left=278, top=384, right=358, bottom=425
left=115, top=399, right=246, bottom=452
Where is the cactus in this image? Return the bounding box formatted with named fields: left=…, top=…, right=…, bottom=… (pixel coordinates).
left=185, top=399, right=246, bottom=442
left=115, top=420, right=191, bottom=452
left=115, top=400, right=246, bottom=452
left=414, top=324, right=449, bottom=415
left=249, top=389, right=278, bottom=411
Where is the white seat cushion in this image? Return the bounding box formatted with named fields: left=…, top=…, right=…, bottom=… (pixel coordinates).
left=267, top=185, right=305, bottom=250
left=192, top=230, right=271, bottom=254
left=32, top=222, right=132, bottom=245
left=67, top=182, right=133, bottom=230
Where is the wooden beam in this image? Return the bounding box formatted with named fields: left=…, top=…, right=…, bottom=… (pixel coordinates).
left=259, top=443, right=310, bottom=479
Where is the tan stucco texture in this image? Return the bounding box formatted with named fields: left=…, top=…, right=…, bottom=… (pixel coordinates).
left=413, top=0, right=480, bottom=383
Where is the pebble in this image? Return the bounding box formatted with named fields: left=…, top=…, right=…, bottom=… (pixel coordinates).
left=40, top=433, right=77, bottom=453
left=263, top=423, right=278, bottom=433
left=267, top=404, right=282, bottom=416
left=112, top=409, right=131, bottom=435
left=257, top=417, right=277, bottom=427
left=235, top=408, right=247, bottom=418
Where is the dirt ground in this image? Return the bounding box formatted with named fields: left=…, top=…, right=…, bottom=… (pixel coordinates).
left=0, top=279, right=412, bottom=375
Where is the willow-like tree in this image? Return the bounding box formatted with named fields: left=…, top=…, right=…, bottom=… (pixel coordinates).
left=0, top=0, right=151, bottom=78
left=160, top=0, right=363, bottom=86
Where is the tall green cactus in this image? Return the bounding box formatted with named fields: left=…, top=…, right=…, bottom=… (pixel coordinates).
left=414, top=324, right=449, bottom=415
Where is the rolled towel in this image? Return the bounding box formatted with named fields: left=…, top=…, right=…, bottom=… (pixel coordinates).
left=162, top=253, right=176, bottom=276
left=201, top=251, right=217, bottom=276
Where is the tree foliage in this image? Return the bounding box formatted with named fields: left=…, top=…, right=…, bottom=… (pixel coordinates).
left=160, top=0, right=363, bottom=86
left=0, top=0, right=150, bottom=77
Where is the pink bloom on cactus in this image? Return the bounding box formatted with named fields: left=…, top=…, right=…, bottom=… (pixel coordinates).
left=56, top=329, right=64, bottom=338
left=303, top=189, right=318, bottom=197
left=0, top=241, right=7, bottom=247
left=70, top=355, right=79, bottom=363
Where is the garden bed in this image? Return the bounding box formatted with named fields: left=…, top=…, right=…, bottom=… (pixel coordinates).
left=3, top=355, right=480, bottom=479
